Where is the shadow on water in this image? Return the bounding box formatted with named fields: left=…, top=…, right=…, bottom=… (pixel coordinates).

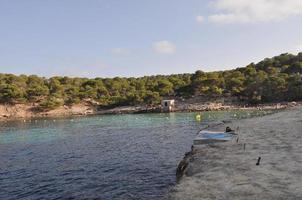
left=0, top=110, right=277, bottom=199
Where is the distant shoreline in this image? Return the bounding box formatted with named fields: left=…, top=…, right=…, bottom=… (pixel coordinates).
left=1, top=53, right=302, bottom=122
left=0, top=101, right=300, bottom=122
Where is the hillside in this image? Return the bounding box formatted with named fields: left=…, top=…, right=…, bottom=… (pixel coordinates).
left=0, top=53, right=302, bottom=111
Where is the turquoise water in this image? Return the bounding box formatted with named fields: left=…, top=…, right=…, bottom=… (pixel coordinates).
left=0, top=110, right=275, bottom=199
left=0, top=110, right=273, bottom=145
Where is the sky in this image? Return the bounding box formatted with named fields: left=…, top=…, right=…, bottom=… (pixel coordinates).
left=1, top=0, right=302, bottom=78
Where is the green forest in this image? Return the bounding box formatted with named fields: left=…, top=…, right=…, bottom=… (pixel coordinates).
left=1, top=53, right=302, bottom=110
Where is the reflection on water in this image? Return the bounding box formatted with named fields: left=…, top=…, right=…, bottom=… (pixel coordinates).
left=0, top=110, right=275, bottom=199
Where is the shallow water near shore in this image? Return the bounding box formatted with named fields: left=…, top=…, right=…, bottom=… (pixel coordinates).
left=0, top=110, right=276, bottom=199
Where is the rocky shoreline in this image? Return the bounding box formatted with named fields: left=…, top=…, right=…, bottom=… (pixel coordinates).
left=0, top=101, right=300, bottom=121
left=167, top=107, right=302, bottom=200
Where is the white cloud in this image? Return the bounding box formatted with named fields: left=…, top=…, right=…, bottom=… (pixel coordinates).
left=112, top=48, right=130, bottom=55
left=208, top=0, right=302, bottom=24
left=152, top=41, right=176, bottom=54
left=196, top=15, right=205, bottom=23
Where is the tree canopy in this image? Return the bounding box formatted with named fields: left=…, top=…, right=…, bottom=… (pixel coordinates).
left=1, top=53, right=302, bottom=109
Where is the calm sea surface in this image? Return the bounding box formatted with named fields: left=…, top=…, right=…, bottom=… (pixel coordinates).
left=0, top=110, right=274, bottom=200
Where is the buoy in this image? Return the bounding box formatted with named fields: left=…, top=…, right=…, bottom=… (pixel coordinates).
left=195, top=114, right=202, bottom=121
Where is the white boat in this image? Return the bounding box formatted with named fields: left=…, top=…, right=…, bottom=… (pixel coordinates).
left=193, top=130, right=236, bottom=145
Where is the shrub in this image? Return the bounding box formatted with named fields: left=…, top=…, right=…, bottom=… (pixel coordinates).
left=39, top=96, right=63, bottom=111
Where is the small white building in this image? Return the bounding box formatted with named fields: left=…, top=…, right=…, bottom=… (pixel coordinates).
left=161, top=99, right=175, bottom=112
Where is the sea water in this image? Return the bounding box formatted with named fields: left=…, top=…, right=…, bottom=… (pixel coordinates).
left=0, top=110, right=274, bottom=200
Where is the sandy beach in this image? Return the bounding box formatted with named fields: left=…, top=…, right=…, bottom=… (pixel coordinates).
left=168, top=107, right=302, bottom=200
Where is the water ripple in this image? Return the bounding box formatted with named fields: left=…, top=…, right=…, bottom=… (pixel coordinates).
left=0, top=110, right=273, bottom=199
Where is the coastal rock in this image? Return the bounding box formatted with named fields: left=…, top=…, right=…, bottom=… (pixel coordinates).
left=0, top=101, right=300, bottom=121
left=169, top=107, right=302, bottom=200
left=176, top=150, right=196, bottom=181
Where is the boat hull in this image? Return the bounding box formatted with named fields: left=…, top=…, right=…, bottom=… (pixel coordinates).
left=193, top=130, right=236, bottom=145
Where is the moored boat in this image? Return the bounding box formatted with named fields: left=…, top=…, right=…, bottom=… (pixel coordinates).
left=193, top=130, right=236, bottom=145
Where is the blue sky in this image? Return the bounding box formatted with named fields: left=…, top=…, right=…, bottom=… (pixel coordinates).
left=1, top=0, right=302, bottom=78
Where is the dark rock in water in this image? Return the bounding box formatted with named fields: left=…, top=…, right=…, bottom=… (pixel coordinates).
left=176, top=149, right=196, bottom=181
left=222, top=120, right=232, bottom=123
left=176, top=159, right=188, bottom=181
left=225, top=126, right=233, bottom=132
